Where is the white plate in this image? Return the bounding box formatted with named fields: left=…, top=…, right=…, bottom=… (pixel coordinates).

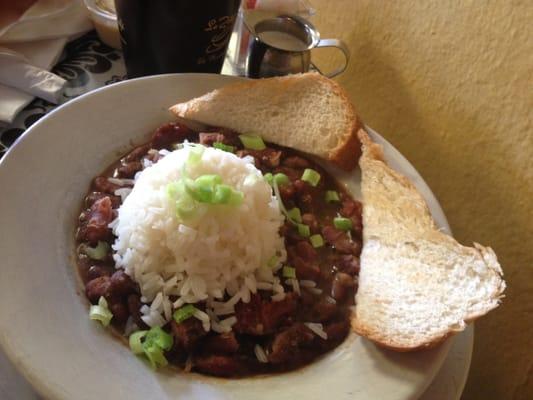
left=0, top=74, right=454, bottom=400
left=0, top=326, right=473, bottom=400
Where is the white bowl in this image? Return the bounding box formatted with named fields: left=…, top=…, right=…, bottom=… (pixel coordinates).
left=83, top=0, right=120, bottom=49
left=0, top=74, right=453, bottom=400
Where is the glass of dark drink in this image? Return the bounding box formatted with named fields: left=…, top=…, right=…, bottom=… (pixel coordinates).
left=115, top=0, right=241, bottom=78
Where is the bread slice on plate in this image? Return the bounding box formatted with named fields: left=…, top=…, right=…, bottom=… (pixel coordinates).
left=352, top=130, right=506, bottom=351
left=170, top=73, right=505, bottom=351
left=169, top=72, right=362, bottom=170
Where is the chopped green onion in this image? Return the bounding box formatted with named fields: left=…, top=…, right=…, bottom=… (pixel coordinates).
left=267, top=255, right=279, bottom=268
left=173, top=304, right=197, bottom=324
left=168, top=180, right=200, bottom=220
left=175, top=195, right=198, bottom=219
left=187, top=144, right=205, bottom=165
left=274, top=173, right=290, bottom=186
left=239, top=134, right=266, bottom=150
left=89, top=296, right=113, bottom=327
left=145, top=326, right=173, bottom=351
left=282, top=266, right=296, bottom=279
left=193, top=174, right=221, bottom=203
left=213, top=142, right=235, bottom=153
left=183, top=177, right=200, bottom=200
left=263, top=172, right=273, bottom=185
left=181, top=174, right=243, bottom=206
left=297, top=223, right=311, bottom=237
left=144, top=343, right=169, bottom=369
left=301, top=168, right=321, bottom=187
left=129, top=330, right=148, bottom=355
left=287, top=207, right=302, bottom=223
left=213, top=184, right=232, bottom=204
left=129, top=327, right=173, bottom=369
left=166, top=181, right=183, bottom=199
left=228, top=190, right=244, bottom=206
left=334, top=217, right=352, bottom=231
left=309, top=234, right=324, bottom=248
left=325, top=190, right=340, bottom=203
left=195, top=174, right=222, bottom=187
left=79, top=241, right=110, bottom=260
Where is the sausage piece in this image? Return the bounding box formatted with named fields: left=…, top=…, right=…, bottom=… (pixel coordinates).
left=151, top=122, right=194, bottom=149
left=85, top=192, right=121, bottom=209
left=116, top=161, right=142, bottom=179
left=92, top=177, right=121, bottom=195
left=268, top=323, right=314, bottom=364
left=171, top=318, right=207, bottom=351
left=85, top=276, right=111, bottom=303
left=322, top=226, right=360, bottom=255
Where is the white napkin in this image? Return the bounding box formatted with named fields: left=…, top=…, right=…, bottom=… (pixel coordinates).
left=0, top=46, right=66, bottom=103
left=0, top=0, right=92, bottom=125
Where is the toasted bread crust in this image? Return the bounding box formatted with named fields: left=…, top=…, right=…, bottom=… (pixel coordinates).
left=352, top=317, right=456, bottom=352
left=320, top=75, right=362, bottom=170
left=330, top=123, right=362, bottom=170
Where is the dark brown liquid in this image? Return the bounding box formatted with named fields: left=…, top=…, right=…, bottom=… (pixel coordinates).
left=115, top=0, right=241, bottom=78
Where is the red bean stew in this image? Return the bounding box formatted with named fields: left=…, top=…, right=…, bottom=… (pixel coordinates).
left=76, top=122, right=362, bottom=377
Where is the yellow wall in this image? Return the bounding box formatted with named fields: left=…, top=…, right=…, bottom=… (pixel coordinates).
left=310, top=1, right=532, bottom=398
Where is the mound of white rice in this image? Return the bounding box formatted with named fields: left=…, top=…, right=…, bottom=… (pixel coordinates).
left=111, top=145, right=287, bottom=331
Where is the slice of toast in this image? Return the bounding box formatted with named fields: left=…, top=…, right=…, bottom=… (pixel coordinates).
left=352, top=130, right=506, bottom=351
left=169, top=73, right=361, bottom=170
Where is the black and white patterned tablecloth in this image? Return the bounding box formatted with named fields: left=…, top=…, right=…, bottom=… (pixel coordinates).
left=0, top=31, right=126, bottom=160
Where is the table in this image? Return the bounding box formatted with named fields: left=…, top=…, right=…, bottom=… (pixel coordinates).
left=0, top=31, right=472, bottom=400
